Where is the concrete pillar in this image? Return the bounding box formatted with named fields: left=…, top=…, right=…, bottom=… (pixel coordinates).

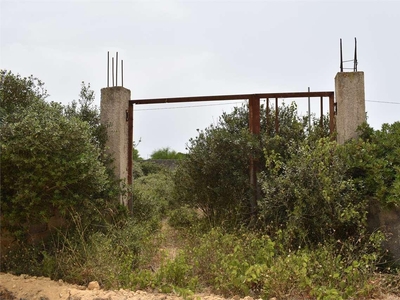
left=335, top=72, right=366, bottom=144
left=100, top=87, right=131, bottom=206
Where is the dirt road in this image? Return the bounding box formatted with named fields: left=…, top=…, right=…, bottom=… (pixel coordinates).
left=0, top=273, right=231, bottom=300
left=1, top=272, right=400, bottom=300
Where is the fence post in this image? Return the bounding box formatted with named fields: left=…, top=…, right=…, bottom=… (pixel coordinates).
left=249, top=96, right=260, bottom=219
left=100, top=86, right=131, bottom=207
left=335, top=72, right=365, bottom=144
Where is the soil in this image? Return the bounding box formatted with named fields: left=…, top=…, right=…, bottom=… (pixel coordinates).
left=0, top=272, right=230, bottom=300
left=1, top=272, right=400, bottom=300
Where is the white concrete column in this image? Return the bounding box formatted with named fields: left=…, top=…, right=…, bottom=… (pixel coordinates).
left=100, top=87, right=131, bottom=206
left=335, top=72, right=366, bottom=144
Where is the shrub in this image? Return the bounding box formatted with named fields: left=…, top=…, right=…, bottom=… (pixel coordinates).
left=140, top=160, right=167, bottom=176
left=0, top=100, right=113, bottom=238
left=259, top=138, right=368, bottom=247
left=133, top=171, right=175, bottom=221
left=343, top=122, right=400, bottom=208
left=150, top=147, right=186, bottom=159
left=0, top=71, right=123, bottom=255
left=168, top=206, right=199, bottom=229
left=174, top=103, right=329, bottom=228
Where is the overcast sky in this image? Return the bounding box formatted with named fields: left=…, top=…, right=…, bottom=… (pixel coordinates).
left=1, top=0, right=399, bottom=158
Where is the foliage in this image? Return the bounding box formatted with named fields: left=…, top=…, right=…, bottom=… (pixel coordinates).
left=3, top=220, right=393, bottom=299
left=0, top=71, right=123, bottom=241
left=133, top=170, right=175, bottom=222
left=1, top=216, right=159, bottom=289
left=140, top=160, right=168, bottom=176
left=2, top=70, right=399, bottom=299
left=168, top=205, right=199, bottom=229
left=0, top=70, right=48, bottom=120
left=132, top=161, right=145, bottom=179
left=64, top=82, right=108, bottom=152
left=127, top=227, right=384, bottom=299
left=342, top=122, right=400, bottom=207
left=174, top=103, right=329, bottom=227
left=150, top=147, right=186, bottom=160
left=259, top=138, right=368, bottom=247
left=49, top=217, right=158, bottom=288
left=133, top=147, right=142, bottom=160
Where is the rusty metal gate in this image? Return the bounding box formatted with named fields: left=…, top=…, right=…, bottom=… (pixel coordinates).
left=127, top=91, right=335, bottom=213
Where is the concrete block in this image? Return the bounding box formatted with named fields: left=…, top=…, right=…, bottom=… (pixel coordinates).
left=335, top=72, right=366, bottom=144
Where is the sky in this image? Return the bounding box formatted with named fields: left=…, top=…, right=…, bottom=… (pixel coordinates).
left=1, top=0, right=399, bottom=158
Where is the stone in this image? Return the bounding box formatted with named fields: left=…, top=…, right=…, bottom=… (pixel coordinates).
left=87, top=281, right=100, bottom=290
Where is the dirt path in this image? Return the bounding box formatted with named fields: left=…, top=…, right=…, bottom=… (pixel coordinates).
left=0, top=272, right=233, bottom=300
left=2, top=272, right=400, bottom=300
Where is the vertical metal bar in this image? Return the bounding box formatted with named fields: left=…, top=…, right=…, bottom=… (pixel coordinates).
left=128, top=102, right=134, bottom=214
left=320, top=96, right=324, bottom=128
left=354, top=37, right=358, bottom=72
left=107, top=51, right=109, bottom=87
left=340, top=38, right=343, bottom=72
left=116, top=52, right=118, bottom=86
left=308, top=87, right=311, bottom=130
left=266, top=98, right=270, bottom=133
left=112, top=57, right=114, bottom=87
left=121, top=60, right=124, bottom=87
left=248, top=96, right=260, bottom=219
left=249, top=96, right=260, bottom=135
left=275, top=97, right=279, bottom=134
left=329, top=94, right=335, bottom=138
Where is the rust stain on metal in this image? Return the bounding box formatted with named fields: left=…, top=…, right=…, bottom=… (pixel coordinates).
left=127, top=102, right=134, bottom=213
left=130, top=91, right=334, bottom=105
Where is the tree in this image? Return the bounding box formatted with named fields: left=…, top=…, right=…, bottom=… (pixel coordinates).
left=0, top=71, right=122, bottom=240
left=0, top=70, right=49, bottom=115
left=133, top=147, right=142, bottom=161
left=64, top=82, right=108, bottom=153
left=0, top=70, right=48, bottom=124
left=150, top=147, right=186, bottom=159
left=174, top=102, right=328, bottom=227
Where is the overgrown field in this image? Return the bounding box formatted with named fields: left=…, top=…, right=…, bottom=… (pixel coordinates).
left=1, top=70, right=399, bottom=299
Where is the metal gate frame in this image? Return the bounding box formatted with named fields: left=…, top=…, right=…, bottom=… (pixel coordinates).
left=127, top=91, right=335, bottom=214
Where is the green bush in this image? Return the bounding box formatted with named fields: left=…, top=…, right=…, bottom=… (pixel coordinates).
left=140, top=160, right=167, bottom=176
left=174, top=103, right=329, bottom=228
left=259, top=138, right=368, bottom=247
left=49, top=218, right=158, bottom=288
left=0, top=73, right=122, bottom=241
left=146, top=227, right=383, bottom=299
left=343, top=122, right=400, bottom=207
left=168, top=206, right=199, bottom=229
left=133, top=171, right=175, bottom=221
left=0, top=70, right=48, bottom=118
left=132, top=162, right=144, bottom=179
left=1, top=100, right=111, bottom=236
left=150, top=147, right=186, bottom=159
left=0, top=71, right=125, bottom=279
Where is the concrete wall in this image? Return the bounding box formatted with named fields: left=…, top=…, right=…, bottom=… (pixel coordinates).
left=334, top=72, right=399, bottom=264
left=335, top=72, right=366, bottom=144
left=368, top=203, right=400, bottom=265
left=100, top=87, right=131, bottom=206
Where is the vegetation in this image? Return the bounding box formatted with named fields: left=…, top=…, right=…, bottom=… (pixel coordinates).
left=150, top=147, right=186, bottom=160
left=1, top=70, right=399, bottom=299
left=0, top=71, right=123, bottom=240
left=174, top=103, right=329, bottom=227
left=343, top=122, right=400, bottom=208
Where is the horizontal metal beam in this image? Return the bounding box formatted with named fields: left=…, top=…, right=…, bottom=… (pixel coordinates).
left=130, top=91, right=334, bottom=105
